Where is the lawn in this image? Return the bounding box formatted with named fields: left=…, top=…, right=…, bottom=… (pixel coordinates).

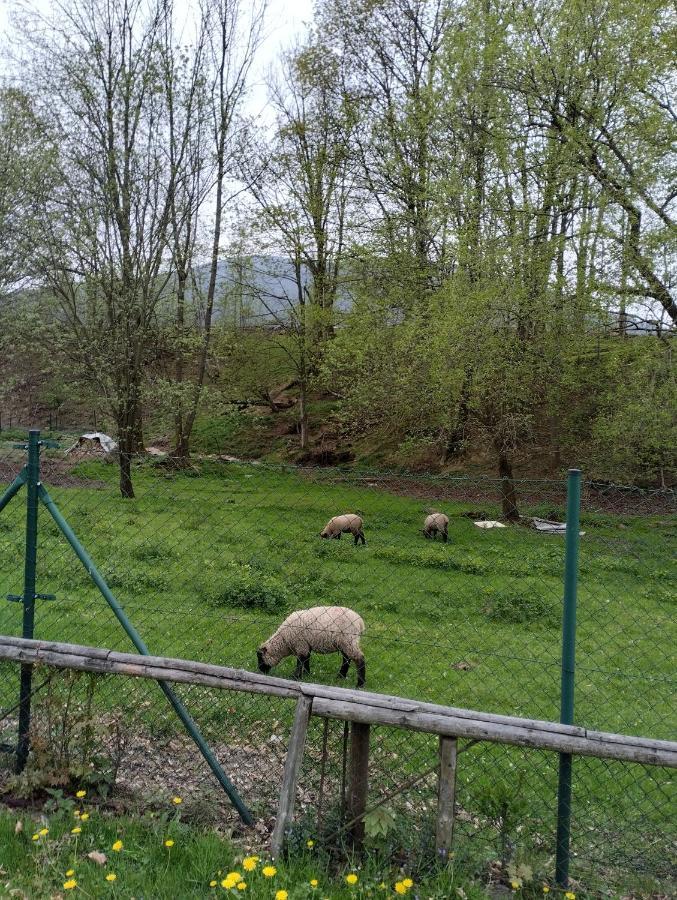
left=0, top=455, right=674, bottom=893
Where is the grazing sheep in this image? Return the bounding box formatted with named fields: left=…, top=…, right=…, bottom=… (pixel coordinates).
left=423, top=512, right=449, bottom=542
left=320, top=513, right=366, bottom=545
left=257, top=606, right=366, bottom=686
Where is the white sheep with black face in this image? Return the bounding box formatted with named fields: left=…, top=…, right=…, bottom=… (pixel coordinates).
left=257, top=606, right=366, bottom=687
left=320, top=514, right=366, bottom=545
left=423, top=512, right=449, bottom=542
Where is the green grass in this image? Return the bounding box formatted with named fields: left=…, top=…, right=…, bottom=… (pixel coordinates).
left=0, top=803, right=495, bottom=899
left=0, top=458, right=674, bottom=893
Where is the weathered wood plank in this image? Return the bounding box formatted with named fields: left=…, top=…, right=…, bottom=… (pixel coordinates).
left=270, top=695, right=313, bottom=858
left=347, top=722, right=370, bottom=848
left=0, top=637, right=674, bottom=768
left=436, top=736, right=457, bottom=862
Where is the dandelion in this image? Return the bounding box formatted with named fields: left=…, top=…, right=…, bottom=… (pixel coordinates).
left=543, top=889, right=550, bottom=895
left=262, top=866, right=277, bottom=878
left=71, top=827, right=82, bottom=835
left=395, top=884, right=408, bottom=896
left=164, top=839, right=174, bottom=848
left=221, top=877, right=236, bottom=889
left=80, top=813, right=90, bottom=821
left=76, top=790, right=86, bottom=798
left=172, top=796, right=182, bottom=805
left=31, top=834, right=40, bottom=841
left=275, top=892, right=288, bottom=900
left=209, top=881, right=217, bottom=888
left=112, top=840, right=123, bottom=852
left=565, top=894, right=576, bottom=900
left=511, top=882, right=521, bottom=891
left=66, top=870, right=75, bottom=877
left=236, top=883, right=247, bottom=891
left=310, top=879, right=319, bottom=888
left=402, top=879, right=413, bottom=889
left=39, top=828, right=49, bottom=836
left=346, top=873, right=359, bottom=885
left=242, top=856, right=258, bottom=872
left=306, top=839, right=315, bottom=848
left=63, top=879, right=77, bottom=890
left=106, top=873, right=117, bottom=882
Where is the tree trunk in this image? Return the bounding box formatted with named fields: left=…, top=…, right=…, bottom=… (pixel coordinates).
left=497, top=449, right=519, bottom=522
left=298, top=381, right=309, bottom=450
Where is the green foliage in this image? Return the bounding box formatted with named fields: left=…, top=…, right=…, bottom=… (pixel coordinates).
left=208, top=561, right=290, bottom=614
left=482, top=586, right=559, bottom=627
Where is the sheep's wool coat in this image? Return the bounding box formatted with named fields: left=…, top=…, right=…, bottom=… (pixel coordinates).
left=269, top=606, right=365, bottom=660
left=424, top=513, right=449, bottom=531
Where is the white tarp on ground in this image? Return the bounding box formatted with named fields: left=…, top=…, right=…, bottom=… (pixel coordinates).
left=65, top=432, right=118, bottom=455
left=532, top=517, right=585, bottom=536
left=474, top=520, right=507, bottom=529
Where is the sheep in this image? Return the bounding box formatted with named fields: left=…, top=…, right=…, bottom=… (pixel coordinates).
left=423, top=512, right=449, bottom=542
left=320, top=513, right=366, bottom=545
left=257, top=606, right=366, bottom=687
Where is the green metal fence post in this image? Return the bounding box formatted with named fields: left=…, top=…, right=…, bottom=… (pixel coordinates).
left=37, top=483, right=254, bottom=826
left=16, top=430, right=40, bottom=773
left=555, top=468, right=582, bottom=887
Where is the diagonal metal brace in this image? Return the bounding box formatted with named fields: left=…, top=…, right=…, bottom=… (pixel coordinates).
left=37, top=482, right=254, bottom=826
left=0, top=468, right=27, bottom=515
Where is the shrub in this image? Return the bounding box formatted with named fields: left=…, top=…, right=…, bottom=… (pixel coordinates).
left=209, top=562, right=290, bottom=614
left=482, top=586, right=559, bottom=626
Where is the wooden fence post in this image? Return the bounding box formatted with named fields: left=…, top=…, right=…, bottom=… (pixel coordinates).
left=271, top=695, right=313, bottom=858
left=436, top=735, right=457, bottom=861
left=347, top=721, right=370, bottom=848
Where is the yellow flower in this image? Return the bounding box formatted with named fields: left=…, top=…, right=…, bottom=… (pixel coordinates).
left=395, top=884, right=407, bottom=896
left=310, top=880, right=319, bottom=888
left=306, top=839, right=314, bottom=848
left=80, top=813, right=90, bottom=821
left=66, top=870, right=75, bottom=877
left=31, top=833, right=40, bottom=841
left=112, top=839, right=123, bottom=852
left=39, top=828, right=49, bottom=836
left=346, top=873, right=359, bottom=885
left=172, top=796, right=182, bottom=805
left=209, top=881, right=217, bottom=888
left=565, top=894, right=576, bottom=900
left=164, top=839, right=174, bottom=847
left=226, top=871, right=242, bottom=882
left=275, top=892, right=288, bottom=900
left=64, top=880, right=77, bottom=890
left=543, top=889, right=550, bottom=895
left=242, top=857, right=258, bottom=872
left=71, top=827, right=82, bottom=834
left=236, top=883, right=247, bottom=891
left=511, top=882, right=521, bottom=891
left=74, top=810, right=81, bottom=818
left=402, top=879, right=413, bottom=889
left=106, top=873, right=117, bottom=882
left=262, top=866, right=277, bottom=878
left=76, top=790, right=86, bottom=799
left=221, top=877, right=236, bottom=889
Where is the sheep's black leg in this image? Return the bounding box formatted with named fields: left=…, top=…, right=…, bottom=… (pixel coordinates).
left=337, top=653, right=351, bottom=679
left=442, top=531, right=448, bottom=543
left=357, top=529, right=366, bottom=545
left=293, top=654, right=310, bottom=679
left=356, top=656, right=366, bottom=687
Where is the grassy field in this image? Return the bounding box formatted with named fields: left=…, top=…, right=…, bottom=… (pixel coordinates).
left=0, top=454, right=674, bottom=893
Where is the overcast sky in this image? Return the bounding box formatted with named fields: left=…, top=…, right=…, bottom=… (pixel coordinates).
left=0, top=0, right=315, bottom=120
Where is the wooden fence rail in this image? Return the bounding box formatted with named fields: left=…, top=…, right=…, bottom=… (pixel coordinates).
left=1, top=636, right=675, bottom=859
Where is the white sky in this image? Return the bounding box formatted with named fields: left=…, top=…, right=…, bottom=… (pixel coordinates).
left=0, top=0, right=315, bottom=119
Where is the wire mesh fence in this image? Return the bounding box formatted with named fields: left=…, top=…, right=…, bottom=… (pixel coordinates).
left=0, top=442, right=675, bottom=893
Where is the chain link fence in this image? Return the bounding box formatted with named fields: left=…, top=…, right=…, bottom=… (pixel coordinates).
left=0, top=443, right=675, bottom=893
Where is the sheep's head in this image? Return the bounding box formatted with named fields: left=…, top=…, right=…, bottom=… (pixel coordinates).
left=256, top=644, right=275, bottom=675
left=319, top=528, right=329, bottom=539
